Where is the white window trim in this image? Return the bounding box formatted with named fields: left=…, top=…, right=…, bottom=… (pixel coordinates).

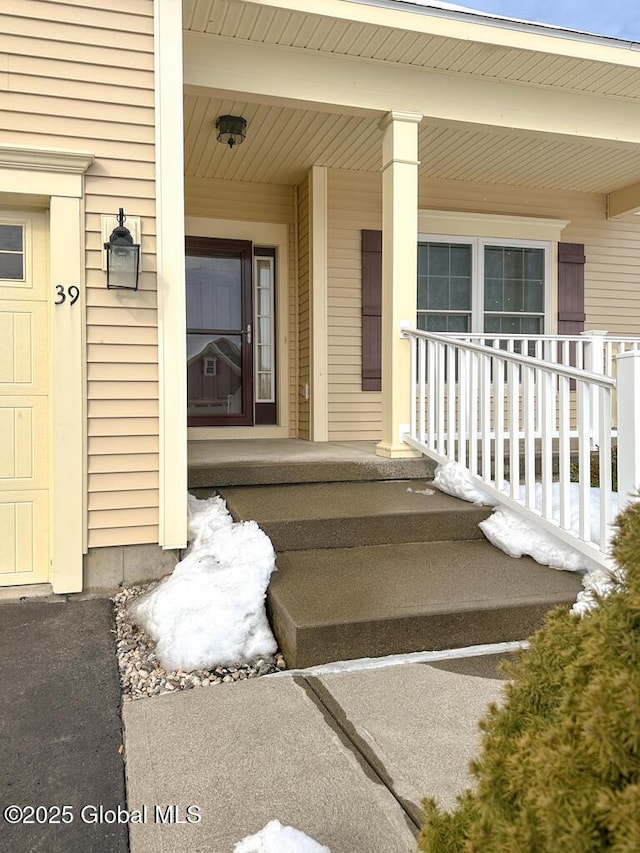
left=254, top=253, right=276, bottom=404
left=418, top=210, right=569, bottom=335
left=418, top=233, right=552, bottom=333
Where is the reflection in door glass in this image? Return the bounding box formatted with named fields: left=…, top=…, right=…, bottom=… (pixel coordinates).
left=186, top=334, right=242, bottom=416
left=186, top=255, right=242, bottom=330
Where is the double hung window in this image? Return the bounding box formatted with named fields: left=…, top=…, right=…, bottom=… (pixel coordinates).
left=417, top=236, right=549, bottom=335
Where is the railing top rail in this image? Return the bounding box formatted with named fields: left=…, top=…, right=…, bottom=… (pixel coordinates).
left=438, top=332, right=640, bottom=343
left=440, top=332, right=587, bottom=341
left=402, top=328, right=616, bottom=387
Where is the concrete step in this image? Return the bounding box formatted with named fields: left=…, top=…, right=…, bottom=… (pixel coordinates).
left=217, top=480, right=492, bottom=551
left=267, top=540, right=583, bottom=668
left=189, top=450, right=436, bottom=488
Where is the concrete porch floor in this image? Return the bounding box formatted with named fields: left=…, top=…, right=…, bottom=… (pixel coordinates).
left=189, top=439, right=393, bottom=465
left=188, top=439, right=436, bottom=488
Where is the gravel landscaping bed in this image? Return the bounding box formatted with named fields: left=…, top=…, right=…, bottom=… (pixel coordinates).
left=113, top=584, right=287, bottom=701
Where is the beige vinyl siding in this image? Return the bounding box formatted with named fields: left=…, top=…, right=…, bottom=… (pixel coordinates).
left=297, top=176, right=310, bottom=439
left=184, top=176, right=298, bottom=435
left=327, top=168, right=640, bottom=440
left=0, top=0, right=157, bottom=549
left=327, top=170, right=382, bottom=441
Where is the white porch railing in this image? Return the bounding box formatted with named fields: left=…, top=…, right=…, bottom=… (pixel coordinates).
left=443, top=331, right=640, bottom=380
left=402, top=329, right=640, bottom=569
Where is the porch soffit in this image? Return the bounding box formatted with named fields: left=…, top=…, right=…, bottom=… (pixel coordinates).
left=184, top=93, right=640, bottom=195
left=183, top=0, right=640, bottom=103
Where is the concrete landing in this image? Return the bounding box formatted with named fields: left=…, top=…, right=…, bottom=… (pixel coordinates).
left=123, top=659, right=506, bottom=853
left=268, top=540, right=583, bottom=667
left=189, top=439, right=435, bottom=488
left=218, top=481, right=491, bottom=551
left=124, top=674, right=419, bottom=853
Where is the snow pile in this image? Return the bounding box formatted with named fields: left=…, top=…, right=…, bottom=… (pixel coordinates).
left=571, top=568, right=621, bottom=616
left=234, top=820, right=330, bottom=853
left=434, top=462, right=499, bottom=506
left=127, top=494, right=277, bottom=672
left=433, top=461, right=620, bottom=613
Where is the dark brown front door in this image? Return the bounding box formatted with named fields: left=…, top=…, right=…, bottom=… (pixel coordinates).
left=186, top=237, right=253, bottom=426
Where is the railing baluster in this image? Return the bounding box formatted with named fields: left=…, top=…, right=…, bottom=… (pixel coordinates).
left=508, top=361, right=520, bottom=500
left=427, top=339, right=435, bottom=445
left=447, top=344, right=456, bottom=460
left=598, top=386, right=612, bottom=547
left=540, top=369, right=554, bottom=519
left=558, top=373, right=571, bottom=529
left=469, top=351, right=478, bottom=475
left=523, top=364, right=535, bottom=508
left=577, top=380, right=592, bottom=542
left=436, top=341, right=445, bottom=455
left=494, top=347, right=505, bottom=489
left=458, top=348, right=468, bottom=467
left=418, top=337, right=426, bottom=446
left=481, top=354, right=491, bottom=482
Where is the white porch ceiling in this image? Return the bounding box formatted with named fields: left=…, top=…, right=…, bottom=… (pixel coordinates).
left=183, top=0, right=640, bottom=194
left=184, top=93, right=640, bottom=194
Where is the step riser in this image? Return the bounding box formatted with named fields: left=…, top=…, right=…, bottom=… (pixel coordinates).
left=267, top=537, right=583, bottom=669
left=189, top=458, right=436, bottom=488
left=260, top=510, right=490, bottom=551
left=268, top=599, right=571, bottom=669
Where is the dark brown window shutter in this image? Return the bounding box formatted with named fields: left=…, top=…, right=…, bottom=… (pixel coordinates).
left=558, top=242, right=586, bottom=333
left=361, top=229, right=382, bottom=391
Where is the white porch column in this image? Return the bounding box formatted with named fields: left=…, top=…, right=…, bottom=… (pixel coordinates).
left=376, top=110, right=422, bottom=458
left=155, top=0, right=187, bottom=548
left=616, top=350, right=640, bottom=510
left=310, top=165, right=329, bottom=441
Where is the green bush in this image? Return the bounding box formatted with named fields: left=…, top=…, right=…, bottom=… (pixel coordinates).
left=570, top=444, right=618, bottom=492
left=418, top=499, right=640, bottom=853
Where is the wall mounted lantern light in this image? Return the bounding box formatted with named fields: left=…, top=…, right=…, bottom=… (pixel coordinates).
left=104, top=208, right=140, bottom=290
left=216, top=115, right=247, bottom=148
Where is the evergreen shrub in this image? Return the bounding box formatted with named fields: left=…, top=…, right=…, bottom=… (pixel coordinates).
left=418, top=499, right=640, bottom=852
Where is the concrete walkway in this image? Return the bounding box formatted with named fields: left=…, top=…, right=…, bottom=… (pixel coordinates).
left=123, top=654, right=508, bottom=853
left=0, top=594, right=511, bottom=853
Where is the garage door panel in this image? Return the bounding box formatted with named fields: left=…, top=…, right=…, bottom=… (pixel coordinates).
left=0, top=301, right=48, bottom=394
left=0, top=397, right=48, bottom=490
left=0, top=491, right=48, bottom=582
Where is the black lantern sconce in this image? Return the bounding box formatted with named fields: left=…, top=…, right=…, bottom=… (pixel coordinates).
left=216, top=115, right=247, bottom=148
left=104, top=208, right=140, bottom=290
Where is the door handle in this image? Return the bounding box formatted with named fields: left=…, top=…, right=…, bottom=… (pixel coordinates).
left=243, top=324, right=252, bottom=345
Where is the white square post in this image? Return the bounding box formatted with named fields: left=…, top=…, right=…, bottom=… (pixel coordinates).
left=582, top=330, right=607, bottom=448
left=376, top=110, right=422, bottom=458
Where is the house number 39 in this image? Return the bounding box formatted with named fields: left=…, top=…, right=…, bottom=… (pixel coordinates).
left=55, top=285, right=80, bottom=306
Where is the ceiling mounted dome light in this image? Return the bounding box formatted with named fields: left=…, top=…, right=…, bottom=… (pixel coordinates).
left=215, top=115, right=247, bottom=148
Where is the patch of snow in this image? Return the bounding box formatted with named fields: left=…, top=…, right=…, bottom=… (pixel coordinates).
left=571, top=568, right=621, bottom=616
left=433, top=461, right=499, bottom=505
left=234, top=820, right=330, bottom=853
left=433, top=461, right=621, bottom=615
left=126, top=494, right=277, bottom=672
left=479, top=508, right=603, bottom=574
left=407, top=486, right=435, bottom=495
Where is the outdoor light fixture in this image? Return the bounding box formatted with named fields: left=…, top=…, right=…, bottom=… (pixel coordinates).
left=216, top=115, right=247, bottom=148
left=104, top=208, right=140, bottom=290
